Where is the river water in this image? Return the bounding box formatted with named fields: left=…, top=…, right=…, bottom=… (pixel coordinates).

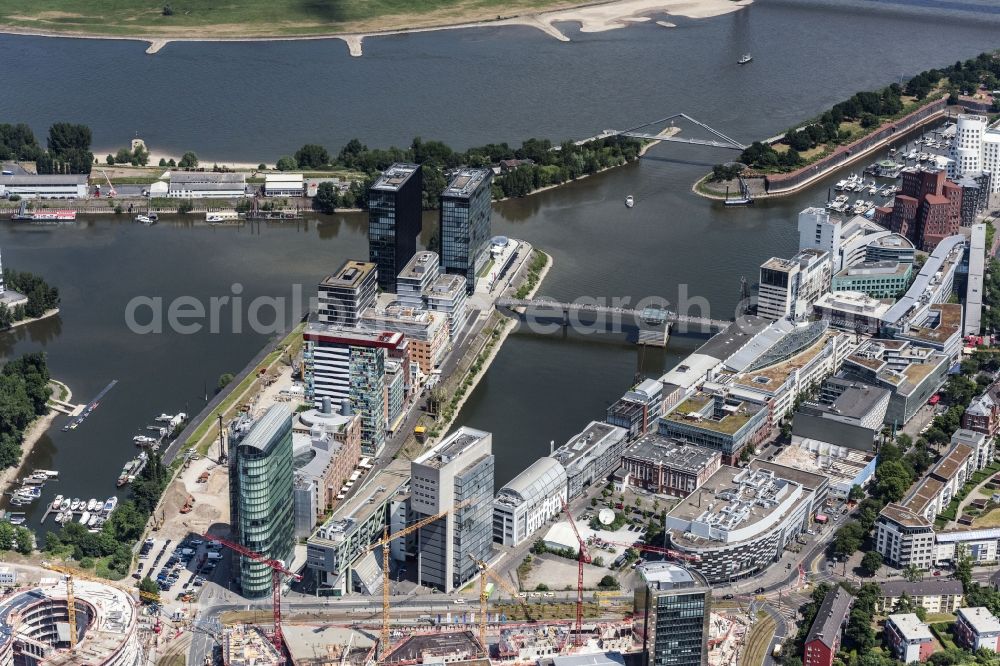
left=1, top=0, right=999, bottom=522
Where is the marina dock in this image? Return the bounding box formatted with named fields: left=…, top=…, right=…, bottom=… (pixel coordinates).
left=62, top=379, right=118, bottom=431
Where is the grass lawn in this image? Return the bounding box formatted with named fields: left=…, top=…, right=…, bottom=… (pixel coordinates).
left=0, top=0, right=590, bottom=38
left=974, top=508, right=1000, bottom=528
left=743, top=614, right=777, bottom=666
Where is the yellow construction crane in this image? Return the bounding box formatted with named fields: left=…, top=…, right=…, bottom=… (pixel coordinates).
left=468, top=554, right=533, bottom=653
left=365, top=499, right=470, bottom=658
left=42, top=562, right=161, bottom=653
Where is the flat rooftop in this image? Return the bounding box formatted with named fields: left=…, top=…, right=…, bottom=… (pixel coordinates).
left=305, top=318, right=405, bottom=348
left=768, top=445, right=871, bottom=489
left=397, top=251, right=439, bottom=281
left=663, top=393, right=761, bottom=436
left=441, top=167, right=491, bottom=198
left=322, top=260, right=377, bottom=289
left=733, top=331, right=837, bottom=393
left=622, top=432, right=720, bottom=474
left=385, top=630, right=482, bottom=662
left=0, top=174, right=87, bottom=185
left=372, top=163, right=419, bottom=191
left=694, top=316, right=772, bottom=363
left=415, top=426, right=490, bottom=469
left=667, top=465, right=813, bottom=547
left=878, top=502, right=932, bottom=529
left=638, top=561, right=706, bottom=591
left=897, top=303, right=963, bottom=344
left=426, top=273, right=466, bottom=298
left=959, top=607, right=1000, bottom=634
left=309, top=459, right=410, bottom=545
left=553, top=421, right=624, bottom=467
left=836, top=260, right=909, bottom=277
left=814, top=291, right=891, bottom=317
left=170, top=171, right=245, bottom=183
left=887, top=614, right=932, bottom=642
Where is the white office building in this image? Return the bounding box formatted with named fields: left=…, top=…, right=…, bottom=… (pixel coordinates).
left=411, top=427, right=495, bottom=592
left=167, top=171, right=246, bottom=198
left=264, top=173, right=305, bottom=197
left=493, top=456, right=567, bottom=547
left=397, top=251, right=440, bottom=307
left=758, top=248, right=832, bottom=320
left=0, top=174, right=88, bottom=199
left=949, top=114, right=1000, bottom=192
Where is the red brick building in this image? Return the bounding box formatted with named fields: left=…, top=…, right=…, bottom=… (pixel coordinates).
left=804, top=587, right=854, bottom=666
left=962, top=383, right=1000, bottom=436
left=874, top=169, right=963, bottom=252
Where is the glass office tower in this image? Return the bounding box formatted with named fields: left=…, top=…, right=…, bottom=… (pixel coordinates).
left=440, top=168, right=493, bottom=294
left=368, top=163, right=423, bottom=291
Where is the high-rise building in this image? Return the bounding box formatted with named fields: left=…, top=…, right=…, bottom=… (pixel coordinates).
left=874, top=168, right=964, bottom=251
left=228, top=405, right=295, bottom=599
left=440, top=168, right=493, bottom=294
left=304, top=323, right=408, bottom=456
left=396, top=251, right=440, bottom=308
left=757, top=248, right=832, bottom=320
left=368, top=163, right=423, bottom=291
left=411, top=427, right=494, bottom=592
left=634, top=562, right=711, bottom=666
left=317, top=260, right=378, bottom=327
left=949, top=114, right=1000, bottom=193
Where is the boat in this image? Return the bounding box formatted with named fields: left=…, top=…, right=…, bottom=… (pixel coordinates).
left=7, top=513, right=25, bottom=526
left=59, top=498, right=70, bottom=511
left=70, top=498, right=81, bottom=511
left=738, top=54, right=752, bottom=64
left=86, top=498, right=98, bottom=512
left=624, top=195, right=634, bottom=208
left=834, top=179, right=848, bottom=191
left=133, top=435, right=159, bottom=447
left=35, top=470, right=58, bottom=478
left=87, top=514, right=99, bottom=527
left=155, top=413, right=175, bottom=422
left=134, top=214, right=152, bottom=224
left=206, top=211, right=240, bottom=223
left=27, top=210, right=77, bottom=222
left=54, top=511, right=66, bottom=524
left=51, top=494, right=64, bottom=510
left=78, top=511, right=90, bottom=525
left=103, top=496, right=118, bottom=514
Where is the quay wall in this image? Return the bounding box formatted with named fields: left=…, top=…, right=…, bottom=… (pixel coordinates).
left=759, top=98, right=947, bottom=196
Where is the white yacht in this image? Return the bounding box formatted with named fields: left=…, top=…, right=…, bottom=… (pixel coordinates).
left=625, top=195, right=634, bottom=208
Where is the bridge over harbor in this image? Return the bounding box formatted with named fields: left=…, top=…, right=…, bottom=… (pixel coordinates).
left=578, top=113, right=747, bottom=151
left=496, top=297, right=731, bottom=346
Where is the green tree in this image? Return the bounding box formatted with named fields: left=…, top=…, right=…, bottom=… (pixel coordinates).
left=294, top=144, right=330, bottom=169
left=312, top=182, right=338, bottom=214
left=848, top=485, right=865, bottom=501
left=178, top=151, right=198, bottom=169
left=956, top=545, right=974, bottom=591
left=535, top=583, right=549, bottom=591
left=217, top=372, right=234, bottom=393
left=276, top=156, right=297, bottom=171
left=158, top=157, right=167, bottom=167
left=114, top=147, right=132, bottom=164
left=597, top=575, right=620, bottom=590
left=861, top=551, right=882, bottom=576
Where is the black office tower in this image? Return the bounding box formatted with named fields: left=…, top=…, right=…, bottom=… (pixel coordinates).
left=440, top=167, right=493, bottom=294
left=368, top=163, right=423, bottom=291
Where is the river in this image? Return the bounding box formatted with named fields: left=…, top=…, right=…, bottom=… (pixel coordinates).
left=1, top=0, right=998, bottom=523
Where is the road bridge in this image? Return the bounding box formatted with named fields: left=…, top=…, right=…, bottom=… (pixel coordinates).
left=496, top=297, right=731, bottom=342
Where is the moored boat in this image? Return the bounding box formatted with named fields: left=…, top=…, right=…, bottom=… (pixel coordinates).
left=51, top=494, right=64, bottom=510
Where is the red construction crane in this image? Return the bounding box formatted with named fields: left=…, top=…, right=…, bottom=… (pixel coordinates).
left=203, top=532, right=303, bottom=655
left=600, top=540, right=701, bottom=563
left=560, top=500, right=591, bottom=647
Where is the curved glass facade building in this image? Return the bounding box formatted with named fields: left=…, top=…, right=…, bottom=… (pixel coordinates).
left=228, top=404, right=295, bottom=598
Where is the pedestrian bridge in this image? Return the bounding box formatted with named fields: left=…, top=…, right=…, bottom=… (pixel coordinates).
left=496, top=297, right=731, bottom=337
left=594, top=113, right=747, bottom=151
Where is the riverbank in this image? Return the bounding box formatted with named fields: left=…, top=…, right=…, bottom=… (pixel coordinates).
left=5, top=308, right=59, bottom=331
left=0, top=0, right=751, bottom=56
left=0, top=379, right=71, bottom=499
left=693, top=99, right=948, bottom=200
left=405, top=248, right=552, bottom=458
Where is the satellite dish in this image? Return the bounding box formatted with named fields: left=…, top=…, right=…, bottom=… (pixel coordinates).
left=598, top=509, right=615, bottom=526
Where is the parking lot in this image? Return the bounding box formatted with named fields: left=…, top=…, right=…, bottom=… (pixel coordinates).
left=138, top=533, right=230, bottom=617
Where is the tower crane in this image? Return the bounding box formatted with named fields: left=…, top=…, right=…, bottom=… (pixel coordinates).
left=41, top=563, right=162, bottom=653
left=560, top=499, right=591, bottom=647
left=364, top=499, right=470, bottom=658
left=468, top=554, right=533, bottom=655
left=601, top=540, right=701, bottom=563
left=99, top=169, right=117, bottom=197
left=202, top=533, right=302, bottom=656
